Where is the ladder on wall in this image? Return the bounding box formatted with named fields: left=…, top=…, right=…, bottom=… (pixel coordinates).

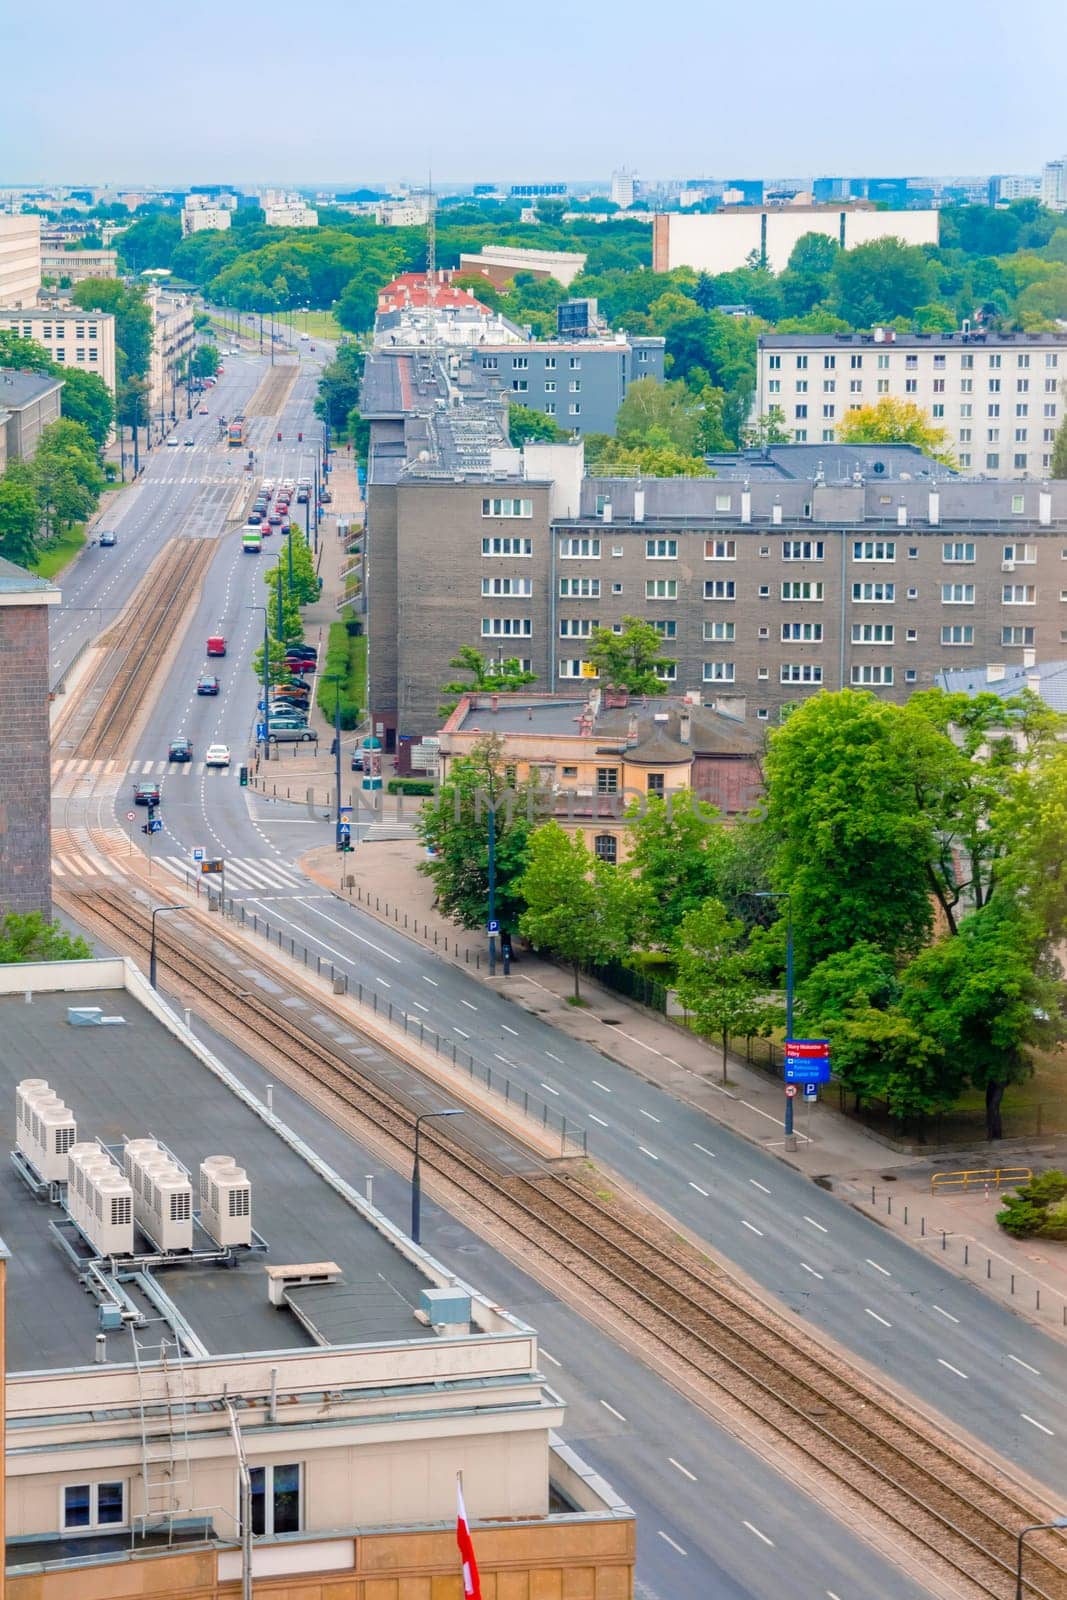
left=130, top=1322, right=192, bottom=1540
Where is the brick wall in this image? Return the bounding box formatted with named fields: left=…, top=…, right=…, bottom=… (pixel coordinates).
left=0, top=603, right=52, bottom=917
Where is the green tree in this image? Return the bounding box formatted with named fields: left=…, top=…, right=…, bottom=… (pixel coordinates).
left=192, top=344, right=219, bottom=378
left=252, top=634, right=293, bottom=687
left=587, top=615, right=674, bottom=696
left=317, top=343, right=365, bottom=429
left=0, top=462, right=41, bottom=565
left=508, top=404, right=566, bottom=444
left=57, top=368, right=114, bottom=451
left=674, top=898, right=779, bottom=1083
left=0, top=911, right=92, bottom=962
left=692, top=383, right=732, bottom=452
left=742, top=407, right=790, bottom=447
left=1051, top=414, right=1067, bottom=479
left=335, top=274, right=381, bottom=333
left=452, top=273, right=505, bottom=313
left=624, top=791, right=727, bottom=943
left=32, top=419, right=103, bottom=535
left=778, top=232, right=839, bottom=317
left=0, top=330, right=54, bottom=373
left=829, top=238, right=935, bottom=326
left=116, top=214, right=182, bottom=273
left=837, top=396, right=955, bottom=466
left=417, top=734, right=541, bottom=933
left=439, top=645, right=537, bottom=717
left=582, top=435, right=709, bottom=477
left=517, top=822, right=649, bottom=1000
left=71, top=279, right=153, bottom=383
left=615, top=377, right=699, bottom=454
left=998, top=742, right=1067, bottom=946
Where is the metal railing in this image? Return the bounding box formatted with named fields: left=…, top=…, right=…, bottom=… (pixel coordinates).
left=930, top=1166, right=1033, bottom=1195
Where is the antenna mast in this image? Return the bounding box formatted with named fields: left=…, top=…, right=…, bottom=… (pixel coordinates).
left=424, top=168, right=437, bottom=347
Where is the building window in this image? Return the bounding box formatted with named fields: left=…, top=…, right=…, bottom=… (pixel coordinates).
left=715, top=493, right=732, bottom=511
left=905, top=379, right=918, bottom=394
left=560, top=537, right=600, bottom=558
left=569, top=381, right=581, bottom=393
left=481, top=618, right=532, bottom=637
left=646, top=579, right=677, bottom=599
left=63, top=1481, right=126, bottom=1532
left=796, top=380, right=809, bottom=394
left=704, top=580, right=736, bottom=600
left=652, top=619, right=677, bottom=638
left=646, top=772, right=665, bottom=796
left=511, top=380, right=528, bottom=393
left=482, top=498, right=532, bottom=519
left=1002, top=585, right=1036, bottom=605
left=481, top=356, right=498, bottom=371
left=941, top=625, right=974, bottom=646
left=822, top=404, right=836, bottom=419
left=569, top=356, right=581, bottom=370
left=852, top=623, right=894, bottom=643
left=781, top=581, right=824, bottom=601
left=544, top=356, right=556, bottom=369
left=852, top=541, right=895, bottom=562
left=1002, top=626, right=1035, bottom=646
left=596, top=768, right=619, bottom=795
left=1004, top=541, right=1036, bottom=561
left=704, top=538, right=736, bottom=560
left=594, top=833, right=617, bottom=863
left=558, top=658, right=591, bottom=678
left=250, top=1464, right=301, bottom=1537
left=796, top=355, right=808, bottom=370
left=655, top=662, right=677, bottom=682
left=780, top=664, right=823, bottom=683
left=559, top=577, right=600, bottom=597
left=545, top=403, right=556, bottom=416
left=850, top=664, right=894, bottom=686
left=768, top=354, right=781, bottom=370
left=703, top=661, right=735, bottom=682
left=782, top=621, right=823, bottom=641
left=941, top=583, right=974, bottom=604
left=852, top=582, right=895, bottom=602
left=646, top=538, right=677, bottom=559
left=545, top=381, right=556, bottom=393
left=559, top=618, right=595, bottom=637
left=704, top=620, right=735, bottom=641
left=794, top=429, right=808, bottom=441
left=942, top=542, right=975, bottom=563
left=876, top=379, right=890, bottom=394
left=512, top=357, right=528, bottom=370
left=482, top=536, right=532, bottom=556
left=794, top=404, right=808, bottom=419
left=782, top=540, right=823, bottom=561
left=986, top=453, right=1001, bottom=470
left=989, top=354, right=1002, bottom=369
left=482, top=577, right=532, bottom=596
left=850, top=354, right=863, bottom=369
left=905, top=354, right=918, bottom=370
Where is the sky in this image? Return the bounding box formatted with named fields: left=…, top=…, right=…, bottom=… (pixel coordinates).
left=2, top=0, right=1065, bottom=188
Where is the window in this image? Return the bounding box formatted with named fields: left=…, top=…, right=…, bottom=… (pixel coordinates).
left=852, top=623, right=894, bottom=643
left=1003, top=585, right=1036, bottom=604
left=822, top=404, right=836, bottom=419
left=941, top=583, right=974, bottom=604
left=796, top=380, right=809, bottom=394
left=905, top=379, right=918, bottom=394
left=782, top=621, right=823, bottom=641
left=941, top=625, right=974, bottom=646
left=905, top=354, right=918, bottom=370
left=986, top=454, right=1001, bottom=470
left=560, top=537, right=600, bottom=558
left=559, top=618, right=595, bottom=637
left=989, top=378, right=1001, bottom=394
left=877, top=353, right=890, bottom=369
left=569, top=380, right=581, bottom=393
left=989, top=353, right=1002, bottom=369
left=876, top=379, right=890, bottom=394
left=705, top=538, right=736, bottom=560
left=782, top=540, right=823, bottom=561
left=559, top=577, right=599, bottom=597
left=569, top=355, right=581, bottom=370
left=960, top=428, right=972, bottom=443
left=1046, top=353, right=1059, bottom=368
left=704, top=579, right=736, bottom=600
left=646, top=538, right=677, bottom=559
left=611, top=582, right=623, bottom=594
left=559, top=658, right=592, bottom=678
left=646, top=578, right=677, bottom=599
left=704, top=620, right=735, bottom=641
left=850, top=664, right=894, bottom=685
left=481, top=356, right=498, bottom=371
left=482, top=576, right=532, bottom=596
left=63, top=1481, right=126, bottom=1532
left=850, top=380, right=863, bottom=394
left=544, top=403, right=556, bottom=416
left=481, top=617, right=532, bottom=637
left=781, top=581, right=823, bottom=601
left=652, top=619, right=677, bottom=638
left=1018, top=379, right=1030, bottom=394
left=794, top=428, right=808, bottom=442
left=482, top=498, right=532, bottom=519
left=823, top=379, right=836, bottom=393
left=482, top=536, right=531, bottom=556
left=544, top=356, right=556, bottom=370
left=593, top=834, right=617, bottom=863
left=781, top=663, right=823, bottom=683
left=250, top=1464, right=301, bottom=1537
left=850, top=354, right=863, bottom=369
left=511, top=379, right=528, bottom=392
left=932, top=379, right=945, bottom=394
left=1018, top=353, right=1031, bottom=368
left=544, top=380, right=556, bottom=393
left=853, top=541, right=895, bottom=562
left=942, top=542, right=975, bottom=563
left=512, top=356, right=528, bottom=370
left=908, top=547, right=918, bottom=559
left=795, top=404, right=808, bottom=419
left=796, top=355, right=808, bottom=370
left=824, top=354, right=836, bottom=369
left=1004, top=540, right=1036, bottom=561
left=654, top=662, right=677, bottom=682
left=768, top=354, right=782, bottom=370
left=703, top=661, right=735, bottom=682
left=959, top=453, right=971, bottom=468
left=932, top=404, right=944, bottom=419
left=568, top=403, right=581, bottom=416
left=596, top=768, right=619, bottom=794
left=851, top=582, right=894, bottom=602
left=758, top=666, right=770, bottom=679
left=1002, top=625, right=1035, bottom=646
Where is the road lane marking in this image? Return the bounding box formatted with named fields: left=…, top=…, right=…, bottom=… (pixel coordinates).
left=639, top=1109, right=661, bottom=1122
left=545, top=1051, right=563, bottom=1063
left=304, top=903, right=403, bottom=963
left=743, top=1521, right=774, bottom=1547
left=493, top=1054, right=512, bottom=1065
left=693, top=1142, right=717, bottom=1158
left=1021, top=1414, right=1054, bottom=1436
left=938, top=1359, right=969, bottom=1380
left=461, top=999, right=478, bottom=1010
left=592, top=1080, right=612, bottom=1093
left=422, top=975, right=438, bottom=986
left=749, top=1179, right=771, bottom=1194
left=413, top=1001, right=430, bottom=1012
left=541, top=1349, right=561, bottom=1367
left=689, top=1182, right=709, bottom=1197
left=599, top=1400, right=626, bottom=1421
left=933, top=1305, right=960, bottom=1324
left=657, top=1531, right=687, bottom=1557
left=804, top=1215, right=828, bottom=1232
left=741, top=1220, right=764, bottom=1236
left=638, top=1146, right=659, bottom=1161
left=1009, top=1354, right=1041, bottom=1376
left=800, top=1262, right=824, bottom=1279
left=540, top=1082, right=560, bottom=1096
left=669, top=1458, right=697, bottom=1482
left=589, top=1114, right=609, bottom=1127
left=454, top=1027, right=470, bottom=1038
left=501, top=1024, right=519, bottom=1035
left=865, top=1308, right=892, bottom=1328
left=866, top=1258, right=891, bottom=1276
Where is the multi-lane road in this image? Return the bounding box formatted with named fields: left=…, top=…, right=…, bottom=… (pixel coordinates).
left=53, top=337, right=1067, bottom=1596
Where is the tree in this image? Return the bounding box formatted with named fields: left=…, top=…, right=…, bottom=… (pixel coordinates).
left=829, top=238, right=935, bottom=326
left=508, top=404, right=565, bottom=445
left=692, top=383, right=732, bottom=452
left=316, top=343, right=365, bottom=429
left=1051, top=414, right=1067, bottom=479
left=0, top=462, right=41, bottom=566
left=71, top=279, right=153, bottom=383
left=115, top=214, right=182, bottom=273
left=452, top=274, right=505, bottom=313
left=0, top=911, right=91, bottom=962
left=742, top=407, right=790, bottom=448
left=674, top=898, right=779, bottom=1082
left=418, top=734, right=541, bottom=933
left=32, top=419, right=103, bottom=536
left=624, top=791, right=728, bottom=943
left=837, top=396, right=955, bottom=466
left=582, top=435, right=709, bottom=477
left=58, top=367, right=114, bottom=451
left=516, top=822, right=649, bottom=1000
left=0, top=330, right=54, bottom=373
left=335, top=274, right=380, bottom=334
left=778, top=232, right=839, bottom=318
left=586, top=615, right=674, bottom=697
left=192, top=344, right=219, bottom=379
left=439, top=645, right=537, bottom=717
left=615, top=377, right=699, bottom=455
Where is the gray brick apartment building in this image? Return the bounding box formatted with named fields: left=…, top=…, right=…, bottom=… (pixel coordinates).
left=0, top=558, right=59, bottom=914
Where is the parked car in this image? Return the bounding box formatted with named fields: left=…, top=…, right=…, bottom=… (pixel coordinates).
left=268, top=723, right=315, bottom=743
left=319, top=488, right=332, bottom=504
left=134, top=780, right=160, bottom=806
left=351, top=748, right=364, bottom=771
left=168, top=737, right=193, bottom=763
left=204, top=743, right=231, bottom=767
left=287, top=644, right=317, bottom=660
left=197, top=674, right=220, bottom=695
left=98, top=530, right=116, bottom=547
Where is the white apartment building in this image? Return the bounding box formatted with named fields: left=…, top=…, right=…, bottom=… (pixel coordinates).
left=1041, top=157, right=1067, bottom=211
left=262, top=191, right=318, bottom=227
left=0, top=213, right=42, bottom=308
left=756, top=329, right=1066, bottom=478
left=610, top=169, right=635, bottom=209
left=181, top=204, right=231, bottom=236
left=653, top=204, right=939, bottom=275
left=0, top=306, right=116, bottom=393
left=41, top=248, right=118, bottom=282
left=147, top=289, right=196, bottom=419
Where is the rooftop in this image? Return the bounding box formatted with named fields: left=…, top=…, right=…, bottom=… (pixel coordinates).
left=0, top=984, right=447, bottom=1372
left=448, top=693, right=762, bottom=758
left=759, top=328, right=1067, bottom=349
left=937, top=659, right=1067, bottom=714
left=0, top=552, right=59, bottom=596
left=0, top=369, right=64, bottom=411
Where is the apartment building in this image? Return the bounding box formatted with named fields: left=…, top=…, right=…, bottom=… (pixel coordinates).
left=756, top=328, right=1067, bottom=478
left=0, top=307, right=116, bottom=394
left=40, top=248, right=117, bottom=282
left=0, top=215, right=41, bottom=309
left=653, top=205, right=938, bottom=275
left=147, top=290, right=196, bottom=420
left=0, top=370, right=63, bottom=467
left=462, top=336, right=665, bottom=436
left=1041, top=157, right=1067, bottom=211
left=0, top=957, right=634, bottom=1600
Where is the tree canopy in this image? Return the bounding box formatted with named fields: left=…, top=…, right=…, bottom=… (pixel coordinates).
left=837, top=396, right=956, bottom=465
left=586, top=615, right=674, bottom=696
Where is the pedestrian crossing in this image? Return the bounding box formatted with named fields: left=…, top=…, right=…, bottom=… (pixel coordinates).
left=53, top=850, right=116, bottom=881
left=156, top=854, right=311, bottom=892
left=53, top=756, right=239, bottom=781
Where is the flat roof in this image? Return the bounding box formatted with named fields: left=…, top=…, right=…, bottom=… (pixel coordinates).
left=0, top=370, right=64, bottom=411
left=759, top=329, right=1067, bottom=349
left=0, top=988, right=442, bottom=1371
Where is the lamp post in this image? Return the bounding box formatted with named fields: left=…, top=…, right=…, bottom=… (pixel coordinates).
left=755, top=890, right=795, bottom=1151
left=411, top=1109, right=464, bottom=1245
left=326, top=673, right=343, bottom=845
left=150, top=905, right=185, bottom=990
left=248, top=605, right=271, bottom=759
left=1016, top=1520, right=1067, bottom=1600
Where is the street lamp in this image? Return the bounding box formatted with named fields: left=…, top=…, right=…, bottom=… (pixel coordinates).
left=325, top=672, right=343, bottom=846
left=1017, top=1520, right=1067, bottom=1600
left=150, top=905, right=185, bottom=990
left=411, top=1109, right=464, bottom=1245
left=755, top=890, right=795, bottom=1151
left=247, top=604, right=272, bottom=759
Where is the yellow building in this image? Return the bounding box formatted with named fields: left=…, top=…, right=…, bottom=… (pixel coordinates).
left=0, top=307, right=116, bottom=396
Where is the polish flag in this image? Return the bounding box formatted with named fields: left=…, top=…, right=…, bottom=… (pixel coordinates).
left=456, top=1475, right=482, bottom=1599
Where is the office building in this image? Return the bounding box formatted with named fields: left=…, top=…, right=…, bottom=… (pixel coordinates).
left=0, top=557, right=59, bottom=915
left=0, top=957, right=634, bottom=1600
left=756, top=327, right=1066, bottom=478
left=990, top=175, right=1042, bottom=203
left=1041, top=157, right=1067, bottom=211
left=40, top=248, right=118, bottom=283
left=652, top=204, right=939, bottom=275
left=610, top=170, right=635, bottom=209
left=0, top=369, right=63, bottom=467
left=0, top=308, right=116, bottom=395
left=458, top=245, right=587, bottom=289
left=0, top=214, right=41, bottom=309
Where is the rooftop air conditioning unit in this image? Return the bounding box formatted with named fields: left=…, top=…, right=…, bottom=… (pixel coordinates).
left=199, top=1156, right=252, bottom=1247
left=125, top=1140, right=193, bottom=1251
left=17, top=1079, right=77, bottom=1181
left=69, top=1143, right=133, bottom=1256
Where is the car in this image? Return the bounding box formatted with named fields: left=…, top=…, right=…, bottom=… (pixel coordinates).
left=300, top=332, right=310, bottom=341
left=98, top=530, right=116, bottom=547
left=287, top=644, right=317, bottom=660
left=319, top=488, right=332, bottom=504
left=134, top=780, right=160, bottom=806
left=309, top=345, right=316, bottom=352
left=198, top=404, right=209, bottom=415
left=247, top=510, right=262, bottom=525
left=351, top=748, right=364, bottom=771
left=204, top=743, right=230, bottom=767
left=268, top=513, right=282, bottom=526
left=183, top=437, right=195, bottom=448
left=268, top=722, right=315, bottom=743
left=197, top=674, right=220, bottom=695
left=166, top=437, right=179, bottom=448
left=168, top=737, right=193, bottom=763
left=272, top=694, right=309, bottom=710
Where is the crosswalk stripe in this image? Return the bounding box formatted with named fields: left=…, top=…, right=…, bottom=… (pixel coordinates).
left=223, top=860, right=285, bottom=888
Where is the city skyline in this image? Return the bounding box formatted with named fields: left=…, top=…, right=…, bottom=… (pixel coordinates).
left=1, top=0, right=1064, bottom=186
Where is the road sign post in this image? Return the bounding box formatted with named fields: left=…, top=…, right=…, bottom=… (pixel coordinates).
left=783, top=1040, right=831, bottom=1150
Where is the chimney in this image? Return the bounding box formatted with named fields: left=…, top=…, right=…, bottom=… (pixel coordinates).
left=1022, top=647, right=1036, bottom=669
left=679, top=709, right=691, bottom=745
left=928, top=490, right=940, bottom=526
left=626, top=712, right=639, bottom=746
left=772, top=497, right=783, bottom=525
left=740, top=485, right=752, bottom=524
left=1039, top=489, right=1052, bottom=527
left=1027, top=670, right=1042, bottom=696
left=633, top=488, right=645, bottom=523
left=897, top=501, right=908, bottom=527
left=986, top=663, right=1006, bottom=683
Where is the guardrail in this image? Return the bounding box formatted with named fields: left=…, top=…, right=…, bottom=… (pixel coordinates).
left=930, top=1166, right=1032, bottom=1194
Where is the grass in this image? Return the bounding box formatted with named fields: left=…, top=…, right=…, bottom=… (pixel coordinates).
left=32, top=524, right=86, bottom=579
left=292, top=310, right=341, bottom=340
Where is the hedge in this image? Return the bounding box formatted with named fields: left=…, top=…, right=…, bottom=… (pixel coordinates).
left=316, top=621, right=366, bottom=731
left=386, top=778, right=435, bottom=796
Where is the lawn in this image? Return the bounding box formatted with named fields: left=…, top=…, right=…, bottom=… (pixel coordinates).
left=292, top=310, right=341, bottom=341
left=32, top=524, right=86, bottom=579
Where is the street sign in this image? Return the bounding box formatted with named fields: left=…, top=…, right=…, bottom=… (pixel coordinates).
left=201, top=858, right=224, bottom=875
left=148, top=818, right=163, bottom=834
left=785, top=1085, right=798, bottom=1099
left=256, top=722, right=266, bottom=741
left=784, top=1038, right=831, bottom=1084
left=126, top=811, right=135, bottom=821
left=803, top=1083, right=819, bottom=1101
left=487, top=918, right=500, bottom=934
left=192, top=848, right=204, bottom=862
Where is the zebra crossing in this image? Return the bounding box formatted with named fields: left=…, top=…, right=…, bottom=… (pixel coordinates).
left=156, top=854, right=311, bottom=893
left=53, top=756, right=238, bottom=783
left=53, top=850, right=116, bottom=881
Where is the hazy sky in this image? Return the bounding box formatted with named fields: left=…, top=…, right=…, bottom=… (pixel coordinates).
left=2, top=0, right=1064, bottom=187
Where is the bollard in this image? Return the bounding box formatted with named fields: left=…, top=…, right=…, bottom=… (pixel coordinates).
left=921, top=1216, right=925, bottom=1237
left=871, top=1186, right=876, bottom=1205
left=365, top=1174, right=373, bottom=1205
left=941, top=1230, right=946, bottom=1250
left=266, top=1084, right=274, bottom=1114
left=964, top=1244, right=969, bottom=1266
left=887, top=1196, right=892, bottom=1216
left=1037, top=1289, right=1041, bottom=1310
left=904, top=1205, right=908, bottom=1225
left=987, top=1258, right=992, bottom=1279
left=1011, top=1274, right=1015, bottom=1295
left=183, top=1006, right=193, bottom=1033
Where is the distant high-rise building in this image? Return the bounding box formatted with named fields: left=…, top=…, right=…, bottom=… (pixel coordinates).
left=610, top=169, right=635, bottom=209
left=990, top=174, right=1042, bottom=204
left=0, top=214, right=41, bottom=308
left=1041, top=157, right=1067, bottom=211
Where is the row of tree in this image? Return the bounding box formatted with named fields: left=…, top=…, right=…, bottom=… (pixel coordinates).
left=418, top=687, right=1067, bottom=1139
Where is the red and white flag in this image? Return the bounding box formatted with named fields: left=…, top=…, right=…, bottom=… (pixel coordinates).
left=456, top=1475, right=482, bottom=1600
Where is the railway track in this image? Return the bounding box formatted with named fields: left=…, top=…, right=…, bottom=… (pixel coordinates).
left=61, top=884, right=1067, bottom=1600
left=245, top=362, right=298, bottom=418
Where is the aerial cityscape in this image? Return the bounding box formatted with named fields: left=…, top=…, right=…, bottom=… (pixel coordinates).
left=0, top=5, right=1066, bottom=1600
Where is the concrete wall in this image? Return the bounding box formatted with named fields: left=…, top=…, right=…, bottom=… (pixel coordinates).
left=0, top=596, right=55, bottom=915
left=657, top=207, right=939, bottom=274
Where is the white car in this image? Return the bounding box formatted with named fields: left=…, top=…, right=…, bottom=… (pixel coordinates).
left=300, top=332, right=310, bottom=341
left=166, top=437, right=179, bottom=448
left=204, top=743, right=231, bottom=768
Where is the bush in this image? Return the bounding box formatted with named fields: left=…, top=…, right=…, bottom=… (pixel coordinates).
left=387, top=778, right=434, bottom=796
left=997, top=1168, right=1067, bottom=1239
left=1021, top=1170, right=1067, bottom=1205
left=316, top=621, right=365, bottom=731
left=998, top=1196, right=1045, bottom=1238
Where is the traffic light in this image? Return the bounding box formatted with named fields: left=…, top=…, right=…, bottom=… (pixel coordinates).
left=239, top=764, right=249, bottom=787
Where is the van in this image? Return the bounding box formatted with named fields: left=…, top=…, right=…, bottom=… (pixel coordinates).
left=206, top=636, right=226, bottom=657
left=268, top=721, right=315, bottom=743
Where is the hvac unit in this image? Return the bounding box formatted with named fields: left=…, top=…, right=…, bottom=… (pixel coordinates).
left=66, top=1142, right=110, bottom=1234
left=68, top=1143, right=133, bottom=1256
left=16, top=1079, right=76, bottom=1181
left=125, top=1140, right=193, bottom=1250
left=199, top=1156, right=252, bottom=1247
left=15, top=1078, right=48, bottom=1157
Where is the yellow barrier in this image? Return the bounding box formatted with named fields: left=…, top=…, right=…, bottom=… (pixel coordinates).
left=930, top=1167, right=1032, bottom=1194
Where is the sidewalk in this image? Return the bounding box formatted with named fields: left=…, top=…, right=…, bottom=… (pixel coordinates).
left=298, top=833, right=1067, bottom=1341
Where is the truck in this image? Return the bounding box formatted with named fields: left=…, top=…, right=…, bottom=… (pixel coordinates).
left=242, top=528, right=262, bottom=554
left=206, top=635, right=227, bottom=657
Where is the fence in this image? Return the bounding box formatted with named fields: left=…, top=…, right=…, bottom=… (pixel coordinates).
left=188, top=881, right=585, bottom=1159
left=931, top=1167, right=1032, bottom=1195
left=582, top=957, right=668, bottom=1015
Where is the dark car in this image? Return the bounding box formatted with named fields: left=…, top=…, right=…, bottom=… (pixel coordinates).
left=287, top=644, right=317, bottom=660
left=98, top=529, right=117, bottom=547
left=351, top=747, right=364, bottom=771
left=134, top=780, right=160, bottom=806
left=247, top=510, right=263, bottom=525
left=197, top=674, right=220, bottom=696
left=319, top=488, right=332, bottom=504
left=168, top=737, right=193, bottom=763
left=268, top=512, right=282, bottom=526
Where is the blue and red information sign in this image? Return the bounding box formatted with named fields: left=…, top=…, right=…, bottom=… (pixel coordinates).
left=784, top=1038, right=831, bottom=1084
